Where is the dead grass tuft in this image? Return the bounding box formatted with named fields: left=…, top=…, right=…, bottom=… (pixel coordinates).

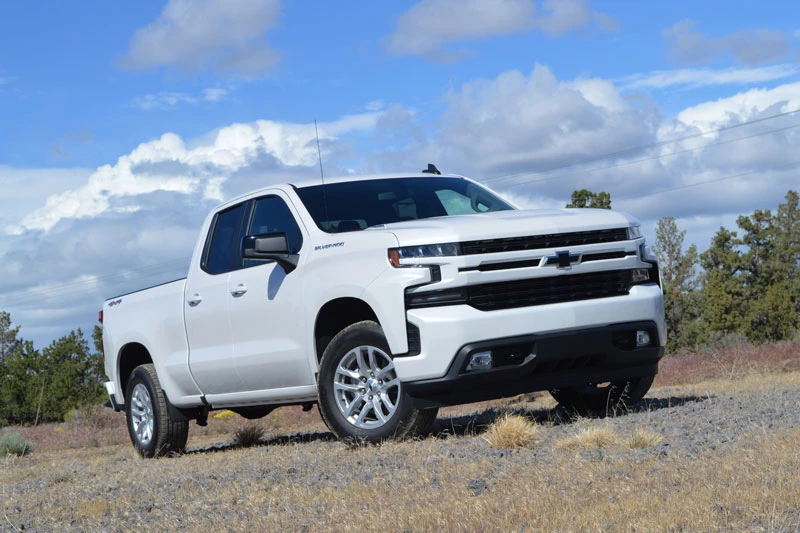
left=482, top=414, right=538, bottom=448
left=627, top=427, right=662, bottom=449
left=233, top=423, right=265, bottom=448
left=556, top=427, right=620, bottom=450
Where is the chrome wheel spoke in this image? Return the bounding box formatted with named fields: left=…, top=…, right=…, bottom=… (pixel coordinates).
left=382, top=377, right=400, bottom=390
left=334, top=381, right=361, bottom=393
left=355, top=403, right=371, bottom=425
left=336, top=366, right=360, bottom=381
left=344, top=394, right=364, bottom=417
left=373, top=399, right=387, bottom=423
left=355, top=348, right=369, bottom=376
left=375, top=363, right=395, bottom=380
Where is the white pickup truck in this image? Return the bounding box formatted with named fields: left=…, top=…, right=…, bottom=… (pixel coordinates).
left=102, top=170, right=666, bottom=457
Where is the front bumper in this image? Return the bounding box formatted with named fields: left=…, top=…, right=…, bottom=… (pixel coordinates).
left=393, top=283, right=666, bottom=382
left=403, top=320, right=663, bottom=408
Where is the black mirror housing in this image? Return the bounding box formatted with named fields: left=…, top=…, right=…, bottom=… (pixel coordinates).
left=242, top=233, right=299, bottom=273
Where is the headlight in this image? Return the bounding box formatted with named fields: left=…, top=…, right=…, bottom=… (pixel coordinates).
left=627, top=225, right=642, bottom=239
left=388, top=242, right=461, bottom=267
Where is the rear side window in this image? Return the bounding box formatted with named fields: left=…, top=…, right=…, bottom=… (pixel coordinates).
left=204, top=203, right=247, bottom=275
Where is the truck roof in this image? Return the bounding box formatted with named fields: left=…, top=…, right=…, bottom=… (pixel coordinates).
left=289, top=172, right=467, bottom=189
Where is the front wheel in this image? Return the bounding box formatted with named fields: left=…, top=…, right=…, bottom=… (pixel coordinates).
left=317, top=321, right=437, bottom=442
left=125, top=364, right=189, bottom=457
left=549, top=374, right=655, bottom=416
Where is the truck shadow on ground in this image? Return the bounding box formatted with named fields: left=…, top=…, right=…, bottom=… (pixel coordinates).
left=432, top=394, right=710, bottom=439
left=183, top=394, right=709, bottom=455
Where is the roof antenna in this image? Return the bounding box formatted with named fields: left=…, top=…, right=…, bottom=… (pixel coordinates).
left=421, top=163, right=441, bottom=175
left=315, top=120, right=331, bottom=227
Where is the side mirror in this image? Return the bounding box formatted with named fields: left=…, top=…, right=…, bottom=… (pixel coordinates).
left=242, top=233, right=299, bottom=273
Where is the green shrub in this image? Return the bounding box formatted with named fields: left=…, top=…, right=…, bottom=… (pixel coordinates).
left=0, top=431, right=34, bottom=457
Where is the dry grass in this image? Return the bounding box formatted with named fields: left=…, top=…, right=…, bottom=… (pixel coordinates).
left=3, top=422, right=798, bottom=531
left=232, top=423, right=266, bottom=448
left=482, top=414, right=538, bottom=448
left=1, top=342, right=799, bottom=531
left=627, top=427, right=662, bottom=449
left=656, top=338, right=800, bottom=387
left=556, top=426, right=621, bottom=450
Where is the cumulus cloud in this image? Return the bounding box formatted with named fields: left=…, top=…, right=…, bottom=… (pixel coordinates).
left=386, top=0, right=614, bottom=58
left=663, top=20, right=794, bottom=66
left=122, top=0, right=281, bottom=76
left=133, top=87, right=229, bottom=110
left=436, top=65, right=658, bottom=184
left=7, top=111, right=386, bottom=234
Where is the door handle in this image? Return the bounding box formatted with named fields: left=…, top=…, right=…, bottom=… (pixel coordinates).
left=187, top=294, right=203, bottom=306
left=230, top=283, right=248, bottom=297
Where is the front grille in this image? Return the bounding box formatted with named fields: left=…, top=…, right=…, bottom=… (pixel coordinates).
left=461, top=228, right=628, bottom=255
left=467, top=270, right=631, bottom=311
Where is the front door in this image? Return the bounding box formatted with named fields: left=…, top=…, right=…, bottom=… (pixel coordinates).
left=227, top=193, right=312, bottom=392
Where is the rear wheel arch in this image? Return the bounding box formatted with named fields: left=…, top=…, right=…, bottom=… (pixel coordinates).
left=314, top=297, right=379, bottom=363
left=117, top=343, right=153, bottom=401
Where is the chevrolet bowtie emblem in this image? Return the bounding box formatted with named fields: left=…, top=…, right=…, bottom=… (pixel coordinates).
left=546, top=250, right=581, bottom=269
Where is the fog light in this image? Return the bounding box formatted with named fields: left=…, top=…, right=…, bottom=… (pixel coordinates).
left=631, top=268, right=650, bottom=283
left=467, top=351, right=493, bottom=371
left=636, top=330, right=651, bottom=347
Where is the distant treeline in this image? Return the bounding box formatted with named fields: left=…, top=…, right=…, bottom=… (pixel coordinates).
left=568, top=188, right=800, bottom=353
left=0, top=315, right=105, bottom=426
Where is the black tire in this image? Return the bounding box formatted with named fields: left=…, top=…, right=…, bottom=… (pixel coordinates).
left=317, top=320, right=438, bottom=443
left=125, top=364, right=189, bottom=458
left=549, top=374, right=655, bottom=416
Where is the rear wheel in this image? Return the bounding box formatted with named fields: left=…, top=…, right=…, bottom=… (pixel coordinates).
left=317, top=321, right=437, bottom=442
left=549, top=374, right=655, bottom=416
left=125, top=364, right=189, bottom=457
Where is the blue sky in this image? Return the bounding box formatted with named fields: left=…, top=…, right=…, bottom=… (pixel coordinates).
left=1, top=0, right=800, bottom=347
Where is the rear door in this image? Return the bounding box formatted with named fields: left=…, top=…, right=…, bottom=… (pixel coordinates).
left=227, top=192, right=312, bottom=392
left=184, top=202, right=248, bottom=394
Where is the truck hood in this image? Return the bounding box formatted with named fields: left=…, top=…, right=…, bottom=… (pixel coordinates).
left=371, top=208, right=638, bottom=246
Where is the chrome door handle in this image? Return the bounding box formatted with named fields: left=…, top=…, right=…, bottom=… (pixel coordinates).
left=187, top=294, right=203, bottom=306
left=230, top=283, right=248, bottom=297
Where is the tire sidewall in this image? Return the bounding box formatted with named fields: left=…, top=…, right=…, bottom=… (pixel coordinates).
left=318, top=321, right=414, bottom=442
left=125, top=366, right=161, bottom=458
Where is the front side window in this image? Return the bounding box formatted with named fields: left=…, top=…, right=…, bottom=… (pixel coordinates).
left=204, top=203, right=247, bottom=274
left=248, top=196, right=304, bottom=254
left=295, top=177, right=514, bottom=233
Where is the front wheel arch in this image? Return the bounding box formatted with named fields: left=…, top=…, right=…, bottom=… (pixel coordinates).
left=317, top=320, right=437, bottom=442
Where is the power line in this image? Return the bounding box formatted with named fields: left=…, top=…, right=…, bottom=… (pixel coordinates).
left=617, top=163, right=799, bottom=202
left=480, top=107, right=800, bottom=187
left=490, top=121, right=800, bottom=190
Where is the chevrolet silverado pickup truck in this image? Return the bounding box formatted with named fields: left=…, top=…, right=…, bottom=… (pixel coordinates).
left=102, top=171, right=666, bottom=457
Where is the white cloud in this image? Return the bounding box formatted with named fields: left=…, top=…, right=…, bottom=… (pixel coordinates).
left=133, top=87, right=230, bottom=110
left=123, top=0, right=281, bottom=76
left=619, top=65, right=799, bottom=90
left=663, top=20, right=794, bottom=66
left=671, top=81, right=800, bottom=131
left=8, top=111, right=385, bottom=234
left=436, top=65, right=656, bottom=180
left=386, top=0, right=614, bottom=58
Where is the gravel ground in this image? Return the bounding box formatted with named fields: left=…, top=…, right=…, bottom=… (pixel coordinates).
left=2, top=373, right=800, bottom=531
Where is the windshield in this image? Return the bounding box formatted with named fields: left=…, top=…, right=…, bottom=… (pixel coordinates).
left=295, top=177, right=515, bottom=233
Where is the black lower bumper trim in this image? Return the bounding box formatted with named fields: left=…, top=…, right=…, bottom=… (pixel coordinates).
left=404, top=321, right=664, bottom=408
